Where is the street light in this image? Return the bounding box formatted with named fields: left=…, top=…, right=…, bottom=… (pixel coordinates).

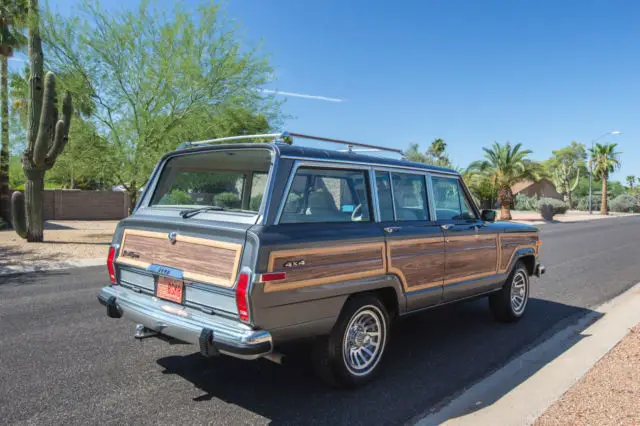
left=589, top=130, right=622, bottom=214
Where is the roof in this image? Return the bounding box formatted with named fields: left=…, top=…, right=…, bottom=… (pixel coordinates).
left=512, top=178, right=554, bottom=194
left=171, top=142, right=458, bottom=175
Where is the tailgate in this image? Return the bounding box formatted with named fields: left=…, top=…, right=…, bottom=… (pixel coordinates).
left=112, top=217, right=250, bottom=315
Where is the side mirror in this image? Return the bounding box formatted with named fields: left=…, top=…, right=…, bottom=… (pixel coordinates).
left=481, top=209, right=496, bottom=222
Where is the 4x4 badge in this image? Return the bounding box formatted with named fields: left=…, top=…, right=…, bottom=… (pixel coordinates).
left=168, top=232, right=177, bottom=245
left=283, top=259, right=305, bottom=268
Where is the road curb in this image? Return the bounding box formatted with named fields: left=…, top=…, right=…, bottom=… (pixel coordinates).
left=414, top=282, right=640, bottom=426
left=0, top=258, right=104, bottom=276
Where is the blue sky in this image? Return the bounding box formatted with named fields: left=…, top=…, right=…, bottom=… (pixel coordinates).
left=32, top=0, right=640, bottom=181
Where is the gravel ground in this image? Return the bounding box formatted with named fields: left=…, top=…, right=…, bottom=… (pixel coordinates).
left=535, top=323, right=640, bottom=426
left=0, top=220, right=117, bottom=266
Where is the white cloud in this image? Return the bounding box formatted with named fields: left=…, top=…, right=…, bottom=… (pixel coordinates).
left=261, top=89, right=344, bottom=103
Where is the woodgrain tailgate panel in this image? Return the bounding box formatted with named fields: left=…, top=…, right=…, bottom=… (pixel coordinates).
left=116, top=229, right=242, bottom=287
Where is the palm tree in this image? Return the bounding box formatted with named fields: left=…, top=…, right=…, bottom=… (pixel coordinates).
left=0, top=0, right=27, bottom=223
left=468, top=142, right=542, bottom=220
left=426, top=138, right=451, bottom=167
left=626, top=175, right=635, bottom=191
left=590, top=143, right=621, bottom=215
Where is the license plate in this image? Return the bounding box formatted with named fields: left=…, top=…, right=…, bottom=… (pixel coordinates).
left=156, top=276, right=184, bottom=304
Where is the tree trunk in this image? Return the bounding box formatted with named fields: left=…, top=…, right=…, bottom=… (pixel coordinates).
left=567, top=190, right=573, bottom=210
left=128, top=187, right=138, bottom=215
left=0, top=55, right=9, bottom=223
left=601, top=178, right=608, bottom=216
left=24, top=169, right=45, bottom=242
left=497, top=185, right=513, bottom=220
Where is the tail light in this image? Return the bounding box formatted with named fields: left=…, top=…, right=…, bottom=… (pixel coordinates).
left=235, top=273, right=250, bottom=322
left=107, top=246, right=116, bottom=284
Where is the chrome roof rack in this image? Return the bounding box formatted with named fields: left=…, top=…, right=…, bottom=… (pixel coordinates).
left=181, top=131, right=405, bottom=158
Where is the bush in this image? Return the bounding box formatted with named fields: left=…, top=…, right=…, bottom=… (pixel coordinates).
left=609, top=194, right=639, bottom=213
left=0, top=217, right=8, bottom=230
left=250, top=194, right=263, bottom=211
left=576, top=196, right=603, bottom=212
left=160, top=189, right=192, bottom=205
left=515, top=194, right=537, bottom=211
left=536, top=197, right=567, bottom=220
left=214, top=192, right=241, bottom=209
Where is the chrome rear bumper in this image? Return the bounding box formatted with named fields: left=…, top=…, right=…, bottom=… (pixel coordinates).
left=98, top=286, right=272, bottom=360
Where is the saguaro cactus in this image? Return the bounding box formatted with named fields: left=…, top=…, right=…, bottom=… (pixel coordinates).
left=552, top=163, right=580, bottom=208
left=11, top=0, right=72, bottom=242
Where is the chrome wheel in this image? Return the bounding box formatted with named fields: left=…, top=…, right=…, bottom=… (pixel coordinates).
left=510, top=270, right=528, bottom=315
left=342, top=306, right=386, bottom=376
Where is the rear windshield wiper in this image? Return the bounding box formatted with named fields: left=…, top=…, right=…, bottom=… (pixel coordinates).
left=179, top=206, right=223, bottom=219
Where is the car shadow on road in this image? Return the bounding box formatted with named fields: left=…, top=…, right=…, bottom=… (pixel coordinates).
left=156, top=298, right=598, bottom=425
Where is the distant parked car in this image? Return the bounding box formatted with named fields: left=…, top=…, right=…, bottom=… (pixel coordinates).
left=98, top=132, right=545, bottom=388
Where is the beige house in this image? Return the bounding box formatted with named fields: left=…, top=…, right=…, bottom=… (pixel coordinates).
left=512, top=179, right=563, bottom=200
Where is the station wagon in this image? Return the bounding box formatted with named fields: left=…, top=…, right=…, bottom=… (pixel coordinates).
left=98, top=132, right=545, bottom=387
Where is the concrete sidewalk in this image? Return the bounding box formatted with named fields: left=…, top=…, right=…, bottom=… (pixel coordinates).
left=507, top=210, right=638, bottom=226
left=416, top=283, right=640, bottom=426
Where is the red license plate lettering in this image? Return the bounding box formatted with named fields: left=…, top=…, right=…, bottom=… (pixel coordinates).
left=156, top=276, right=184, bottom=304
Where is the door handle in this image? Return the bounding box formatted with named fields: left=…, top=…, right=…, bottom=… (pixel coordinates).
left=440, top=224, right=455, bottom=231
left=384, top=226, right=401, bottom=233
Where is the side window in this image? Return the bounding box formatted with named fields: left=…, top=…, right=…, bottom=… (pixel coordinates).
left=432, top=176, right=477, bottom=221
left=375, top=171, right=394, bottom=222
left=391, top=173, right=429, bottom=221
left=280, top=167, right=371, bottom=224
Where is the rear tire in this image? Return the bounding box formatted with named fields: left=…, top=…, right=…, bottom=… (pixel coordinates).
left=489, top=261, right=529, bottom=323
left=313, top=295, right=389, bottom=388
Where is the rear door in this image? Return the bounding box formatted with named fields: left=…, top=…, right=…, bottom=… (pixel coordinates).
left=431, top=175, right=499, bottom=301
left=376, top=170, right=445, bottom=310
left=251, top=163, right=387, bottom=330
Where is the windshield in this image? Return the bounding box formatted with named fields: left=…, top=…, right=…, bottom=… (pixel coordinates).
left=149, top=149, right=272, bottom=213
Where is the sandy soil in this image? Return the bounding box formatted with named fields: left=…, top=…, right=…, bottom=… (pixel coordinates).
left=0, top=220, right=117, bottom=265
left=535, top=323, right=640, bottom=426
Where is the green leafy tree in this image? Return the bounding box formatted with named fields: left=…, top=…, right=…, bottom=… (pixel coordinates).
left=546, top=142, right=586, bottom=208
left=42, top=0, right=278, bottom=207
left=468, top=142, right=542, bottom=220
left=589, top=143, right=621, bottom=215
left=0, top=0, right=27, bottom=223
left=626, top=175, right=636, bottom=191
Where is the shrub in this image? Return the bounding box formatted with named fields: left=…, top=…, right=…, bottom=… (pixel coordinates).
left=609, top=194, right=639, bottom=213
left=515, top=194, right=537, bottom=211
left=536, top=197, right=567, bottom=220
left=250, top=194, right=263, bottom=211
left=0, top=218, right=8, bottom=230
left=576, top=197, right=603, bottom=212
left=160, top=189, right=192, bottom=205
left=214, top=192, right=241, bottom=209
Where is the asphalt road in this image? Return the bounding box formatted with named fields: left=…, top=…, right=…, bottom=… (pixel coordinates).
left=2, top=216, right=640, bottom=425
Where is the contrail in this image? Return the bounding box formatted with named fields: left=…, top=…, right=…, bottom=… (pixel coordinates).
left=261, top=89, right=344, bottom=103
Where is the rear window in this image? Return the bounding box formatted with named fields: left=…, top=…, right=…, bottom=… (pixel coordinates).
left=150, top=149, right=272, bottom=212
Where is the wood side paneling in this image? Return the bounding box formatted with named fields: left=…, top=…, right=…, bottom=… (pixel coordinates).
left=498, top=233, right=538, bottom=272
left=116, top=229, right=242, bottom=287
left=265, top=243, right=386, bottom=292
left=388, top=237, right=445, bottom=291
left=444, top=234, right=498, bottom=284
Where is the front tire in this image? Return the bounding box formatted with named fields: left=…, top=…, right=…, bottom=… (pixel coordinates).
left=313, top=295, right=389, bottom=388
left=489, top=261, right=530, bottom=322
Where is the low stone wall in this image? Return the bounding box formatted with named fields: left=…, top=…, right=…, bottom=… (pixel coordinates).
left=8, top=189, right=130, bottom=221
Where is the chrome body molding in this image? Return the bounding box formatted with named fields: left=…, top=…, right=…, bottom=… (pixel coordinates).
left=98, top=286, right=272, bottom=360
